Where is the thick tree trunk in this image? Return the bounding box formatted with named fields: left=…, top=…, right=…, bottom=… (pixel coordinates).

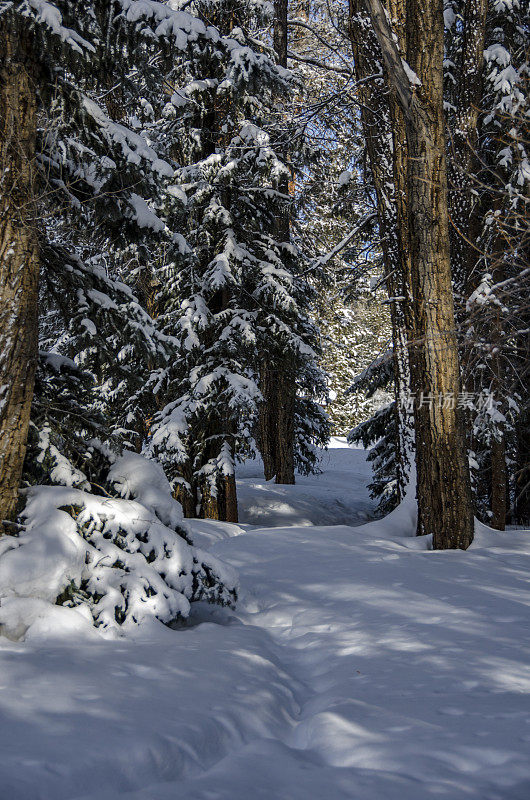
left=275, top=365, right=296, bottom=484
left=200, top=483, right=220, bottom=521
left=363, top=0, right=474, bottom=548
left=258, top=361, right=278, bottom=480
left=348, top=0, right=413, bottom=501
left=199, top=474, right=238, bottom=523
left=0, top=18, right=39, bottom=530
left=274, top=0, right=288, bottom=59
left=223, top=475, right=239, bottom=523
left=490, top=432, right=507, bottom=531
left=257, top=0, right=296, bottom=485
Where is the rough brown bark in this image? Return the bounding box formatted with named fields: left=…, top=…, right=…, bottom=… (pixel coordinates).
left=275, top=365, right=296, bottom=484
left=274, top=0, right=289, bottom=61
left=490, top=432, right=507, bottom=531
left=200, top=483, right=220, bottom=521
left=257, top=0, right=296, bottom=485
left=223, top=474, right=239, bottom=523
left=363, top=0, right=474, bottom=548
left=384, top=0, right=430, bottom=533
left=198, top=474, right=238, bottom=523
left=258, top=361, right=278, bottom=481
left=0, top=18, right=39, bottom=530
left=348, top=1, right=412, bottom=500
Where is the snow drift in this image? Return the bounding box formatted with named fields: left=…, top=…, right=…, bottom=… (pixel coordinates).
left=0, top=453, right=238, bottom=640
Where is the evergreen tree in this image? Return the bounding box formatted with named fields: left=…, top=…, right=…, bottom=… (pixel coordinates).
left=149, top=0, right=329, bottom=518
left=444, top=0, right=529, bottom=527
left=22, top=1, right=211, bottom=490
left=0, top=0, right=244, bottom=622
left=318, top=285, right=392, bottom=435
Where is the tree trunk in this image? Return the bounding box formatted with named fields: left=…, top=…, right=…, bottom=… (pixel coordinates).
left=488, top=299, right=508, bottom=530
left=348, top=0, right=413, bottom=501
left=200, top=483, right=220, bottom=521
left=274, top=0, right=288, bottom=60
left=258, top=361, right=278, bottom=480
left=363, top=0, right=474, bottom=549
left=199, top=474, right=239, bottom=523
left=514, top=406, right=530, bottom=526
left=223, top=475, right=239, bottom=523
left=257, top=0, right=296, bottom=485
left=0, top=18, right=39, bottom=530
left=490, top=432, right=507, bottom=531
left=275, top=364, right=296, bottom=484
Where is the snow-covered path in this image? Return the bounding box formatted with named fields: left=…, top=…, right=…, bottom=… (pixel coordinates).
left=1, top=442, right=530, bottom=799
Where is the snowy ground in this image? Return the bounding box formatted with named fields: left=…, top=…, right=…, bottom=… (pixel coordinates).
left=235, top=437, right=375, bottom=527
left=1, top=439, right=530, bottom=799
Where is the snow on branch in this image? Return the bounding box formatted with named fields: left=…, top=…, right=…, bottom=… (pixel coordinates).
left=21, top=1, right=95, bottom=53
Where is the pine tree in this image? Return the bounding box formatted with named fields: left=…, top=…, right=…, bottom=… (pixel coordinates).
left=0, top=0, right=240, bottom=620
left=18, top=1, right=212, bottom=492
left=0, top=1, right=233, bottom=502
left=318, top=282, right=392, bottom=435
left=444, top=0, right=529, bottom=528
left=149, top=0, right=328, bottom=518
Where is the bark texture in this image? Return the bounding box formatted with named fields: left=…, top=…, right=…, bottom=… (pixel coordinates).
left=199, top=475, right=239, bottom=523
left=257, top=0, right=296, bottom=485
left=348, top=0, right=412, bottom=501
left=363, top=0, right=474, bottom=548
left=490, top=432, right=507, bottom=531
left=273, top=0, right=289, bottom=61
left=0, top=18, right=39, bottom=529
left=275, top=365, right=296, bottom=484
left=258, top=361, right=278, bottom=481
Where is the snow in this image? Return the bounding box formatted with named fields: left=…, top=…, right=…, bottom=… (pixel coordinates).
left=25, top=0, right=95, bottom=54
left=81, top=97, right=173, bottom=179
left=0, top=494, right=86, bottom=603
left=39, top=351, right=77, bottom=372
left=0, top=457, right=237, bottom=636
left=1, top=439, right=530, bottom=799
left=401, top=59, right=422, bottom=87
left=128, top=193, right=166, bottom=232
left=120, top=0, right=209, bottom=49
left=236, top=437, right=376, bottom=527
left=108, top=451, right=185, bottom=531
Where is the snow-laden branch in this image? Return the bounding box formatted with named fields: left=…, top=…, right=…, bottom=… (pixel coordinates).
left=310, top=213, right=377, bottom=270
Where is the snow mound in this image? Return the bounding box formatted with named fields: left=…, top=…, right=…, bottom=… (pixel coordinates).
left=0, top=597, right=99, bottom=642
left=0, top=456, right=238, bottom=640
left=108, top=451, right=186, bottom=531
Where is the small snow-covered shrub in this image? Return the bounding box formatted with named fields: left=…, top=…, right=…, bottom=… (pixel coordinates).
left=0, top=454, right=237, bottom=639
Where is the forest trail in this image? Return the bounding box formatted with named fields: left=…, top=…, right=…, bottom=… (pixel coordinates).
left=1, top=440, right=530, bottom=799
